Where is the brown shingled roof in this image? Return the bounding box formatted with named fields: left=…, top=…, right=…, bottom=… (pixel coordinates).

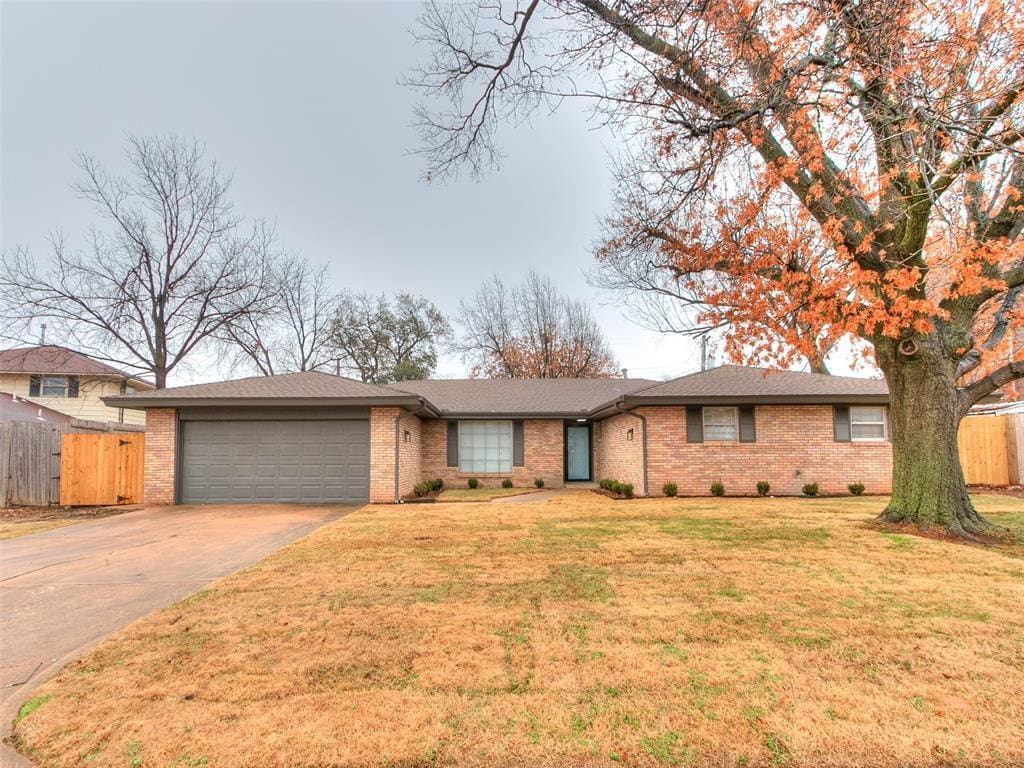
left=391, top=377, right=658, bottom=416
left=621, top=365, right=888, bottom=404
left=104, top=370, right=421, bottom=406
left=0, top=346, right=152, bottom=386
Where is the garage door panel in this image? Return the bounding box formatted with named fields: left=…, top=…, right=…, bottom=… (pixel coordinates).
left=181, top=420, right=369, bottom=504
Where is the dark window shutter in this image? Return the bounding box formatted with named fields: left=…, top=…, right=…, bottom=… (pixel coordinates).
left=833, top=406, right=851, bottom=442
left=739, top=405, right=756, bottom=442
left=67, top=376, right=80, bottom=398
left=513, top=420, right=525, bottom=466
left=686, top=406, right=704, bottom=443
left=28, top=374, right=40, bottom=396
left=446, top=421, right=459, bottom=466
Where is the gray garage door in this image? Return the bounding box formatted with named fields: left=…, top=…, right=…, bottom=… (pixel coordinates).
left=180, top=420, right=370, bottom=504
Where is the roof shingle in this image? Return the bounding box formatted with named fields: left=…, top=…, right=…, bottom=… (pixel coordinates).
left=391, top=378, right=658, bottom=416
left=0, top=346, right=151, bottom=385
left=107, top=371, right=413, bottom=402
left=625, top=365, right=887, bottom=402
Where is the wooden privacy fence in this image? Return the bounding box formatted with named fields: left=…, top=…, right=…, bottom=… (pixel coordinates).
left=958, top=414, right=1023, bottom=486
left=59, top=433, right=145, bottom=506
left=0, top=419, right=144, bottom=507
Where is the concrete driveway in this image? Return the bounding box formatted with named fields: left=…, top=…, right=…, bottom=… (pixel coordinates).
left=0, top=503, right=352, bottom=766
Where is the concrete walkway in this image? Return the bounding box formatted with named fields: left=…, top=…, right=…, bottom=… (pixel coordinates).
left=0, top=503, right=352, bottom=766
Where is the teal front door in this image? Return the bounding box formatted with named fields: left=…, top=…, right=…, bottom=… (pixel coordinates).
left=566, top=425, right=591, bottom=481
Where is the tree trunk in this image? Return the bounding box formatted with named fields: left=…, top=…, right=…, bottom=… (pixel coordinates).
left=875, top=340, right=991, bottom=537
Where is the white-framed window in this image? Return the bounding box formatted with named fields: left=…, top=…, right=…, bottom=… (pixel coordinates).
left=850, top=406, right=886, bottom=441
left=41, top=375, right=70, bottom=397
left=703, top=406, right=738, bottom=441
left=458, top=420, right=513, bottom=473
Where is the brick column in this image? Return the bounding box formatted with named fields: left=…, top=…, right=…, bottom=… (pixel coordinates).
left=370, top=407, right=401, bottom=503
left=144, top=408, right=177, bottom=505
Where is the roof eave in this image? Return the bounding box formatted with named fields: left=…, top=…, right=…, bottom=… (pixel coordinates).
left=101, top=395, right=430, bottom=411
left=619, top=393, right=891, bottom=407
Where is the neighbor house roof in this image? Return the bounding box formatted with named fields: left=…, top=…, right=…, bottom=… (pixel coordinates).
left=103, top=371, right=429, bottom=409
left=0, top=346, right=154, bottom=388
left=614, top=365, right=889, bottom=407
left=0, top=391, right=73, bottom=423
left=391, top=378, right=658, bottom=417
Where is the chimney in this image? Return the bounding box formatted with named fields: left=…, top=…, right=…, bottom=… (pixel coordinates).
left=621, top=368, right=628, bottom=379
left=39, top=323, right=47, bottom=345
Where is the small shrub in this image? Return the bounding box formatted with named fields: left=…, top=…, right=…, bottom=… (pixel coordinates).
left=501, top=478, right=513, bottom=489
left=663, top=482, right=678, bottom=497
left=534, top=477, right=545, bottom=488
left=413, top=482, right=430, bottom=497
left=431, top=478, right=444, bottom=491
left=467, top=477, right=479, bottom=489
left=599, top=478, right=612, bottom=491
left=802, top=482, right=819, bottom=497
left=621, top=483, right=634, bottom=499
left=710, top=481, right=725, bottom=497
left=848, top=481, right=865, bottom=496
left=756, top=481, right=770, bottom=497
left=609, top=480, right=622, bottom=495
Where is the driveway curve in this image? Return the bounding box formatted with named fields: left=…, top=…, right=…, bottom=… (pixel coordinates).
left=0, top=503, right=352, bottom=766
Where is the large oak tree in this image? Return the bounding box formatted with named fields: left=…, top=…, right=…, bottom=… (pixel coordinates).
left=412, top=0, right=1024, bottom=536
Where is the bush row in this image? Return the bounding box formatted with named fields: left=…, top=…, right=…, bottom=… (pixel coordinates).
left=463, top=478, right=546, bottom=489
left=698, top=480, right=867, bottom=497
left=412, top=478, right=444, bottom=497
left=598, top=478, right=634, bottom=499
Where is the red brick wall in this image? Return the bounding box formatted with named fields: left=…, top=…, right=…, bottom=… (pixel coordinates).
left=420, top=418, right=564, bottom=488
left=370, top=407, right=400, bottom=503
left=592, top=411, right=645, bottom=492
left=397, top=411, right=422, bottom=499
left=143, top=408, right=177, bottom=505
left=639, top=405, right=892, bottom=496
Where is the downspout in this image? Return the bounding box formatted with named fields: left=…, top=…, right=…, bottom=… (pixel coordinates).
left=614, top=401, right=648, bottom=497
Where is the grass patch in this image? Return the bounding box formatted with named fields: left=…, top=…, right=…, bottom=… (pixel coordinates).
left=14, top=694, right=50, bottom=726
left=435, top=487, right=540, bottom=502
left=13, top=492, right=1024, bottom=768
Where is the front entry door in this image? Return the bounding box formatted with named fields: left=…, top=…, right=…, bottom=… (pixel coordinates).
left=566, top=425, right=591, bottom=481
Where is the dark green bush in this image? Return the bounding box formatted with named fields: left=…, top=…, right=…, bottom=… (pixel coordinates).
left=534, top=477, right=545, bottom=488
left=848, top=482, right=865, bottom=496
left=621, top=483, right=634, bottom=499
left=663, top=482, right=678, bottom=497
left=756, top=481, right=770, bottom=497
left=413, top=482, right=430, bottom=497
left=710, top=481, right=725, bottom=497
left=802, top=482, right=819, bottom=497
left=467, top=477, right=479, bottom=489
left=501, top=478, right=513, bottom=489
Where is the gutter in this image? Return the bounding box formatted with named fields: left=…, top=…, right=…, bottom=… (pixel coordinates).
left=394, top=412, right=402, bottom=504
left=613, top=400, right=649, bottom=497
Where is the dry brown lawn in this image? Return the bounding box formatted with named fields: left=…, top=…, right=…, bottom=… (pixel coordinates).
left=436, top=486, right=543, bottom=502
left=12, top=492, right=1024, bottom=768
left=0, top=505, right=132, bottom=540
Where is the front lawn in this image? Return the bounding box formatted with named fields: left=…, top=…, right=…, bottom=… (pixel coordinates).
left=13, top=493, right=1024, bottom=767
left=436, top=486, right=541, bottom=502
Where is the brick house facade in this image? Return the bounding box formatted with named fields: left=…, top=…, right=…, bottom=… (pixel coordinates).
left=106, top=367, right=895, bottom=505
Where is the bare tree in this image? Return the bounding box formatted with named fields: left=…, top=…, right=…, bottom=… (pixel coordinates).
left=218, top=255, right=339, bottom=376
left=455, top=272, right=619, bottom=378
left=331, top=292, right=450, bottom=384
left=0, top=135, right=274, bottom=388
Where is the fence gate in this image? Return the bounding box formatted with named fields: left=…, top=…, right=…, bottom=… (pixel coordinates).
left=59, top=433, right=145, bottom=506
left=957, top=416, right=1011, bottom=486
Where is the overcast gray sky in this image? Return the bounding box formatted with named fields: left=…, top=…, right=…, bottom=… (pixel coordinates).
left=0, top=1, right=844, bottom=384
